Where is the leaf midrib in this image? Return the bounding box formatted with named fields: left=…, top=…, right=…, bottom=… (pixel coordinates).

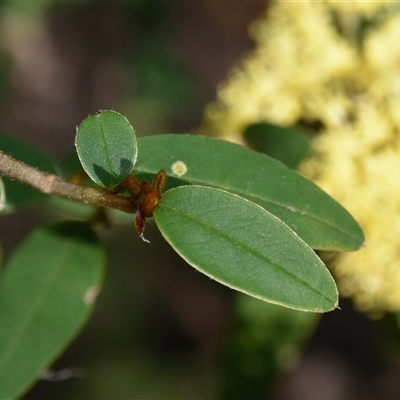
left=97, top=117, right=112, bottom=182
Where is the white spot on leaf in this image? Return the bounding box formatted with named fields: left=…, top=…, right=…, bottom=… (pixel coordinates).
left=84, top=286, right=100, bottom=305
left=171, top=160, right=188, bottom=177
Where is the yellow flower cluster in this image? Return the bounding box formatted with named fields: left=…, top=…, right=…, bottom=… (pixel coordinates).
left=201, top=1, right=400, bottom=313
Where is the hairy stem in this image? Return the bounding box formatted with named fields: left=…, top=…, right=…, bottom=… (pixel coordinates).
left=0, top=150, right=136, bottom=213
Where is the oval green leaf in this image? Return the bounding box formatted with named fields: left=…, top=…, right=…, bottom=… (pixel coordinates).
left=75, top=110, right=137, bottom=187
left=243, top=122, right=310, bottom=169
left=154, top=185, right=338, bottom=312
left=135, top=134, right=364, bottom=251
left=0, top=132, right=58, bottom=212
left=0, top=221, right=105, bottom=399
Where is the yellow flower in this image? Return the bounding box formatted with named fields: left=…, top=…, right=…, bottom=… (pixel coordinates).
left=201, top=1, right=400, bottom=313
left=201, top=1, right=358, bottom=140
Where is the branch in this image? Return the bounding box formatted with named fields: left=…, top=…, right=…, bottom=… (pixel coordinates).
left=0, top=150, right=136, bottom=213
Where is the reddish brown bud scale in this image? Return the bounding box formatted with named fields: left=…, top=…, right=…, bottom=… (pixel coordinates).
left=135, top=210, right=147, bottom=242
left=124, top=169, right=167, bottom=241
left=153, top=170, right=167, bottom=195
left=125, top=174, right=142, bottom=200
left=141, top=191, right=161, bottom=217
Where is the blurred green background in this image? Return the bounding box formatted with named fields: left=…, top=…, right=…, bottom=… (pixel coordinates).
left=0, top=2, right=399, bottom=399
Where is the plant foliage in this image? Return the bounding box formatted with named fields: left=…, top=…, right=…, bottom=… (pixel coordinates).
left=0, top=110, right=364, bottom=397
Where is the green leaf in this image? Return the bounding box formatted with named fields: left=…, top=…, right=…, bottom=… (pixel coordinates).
left=0, top=221, right=105, bottom=399
left=135, top=134, right=364, bottom=251
left=0, top=132, right=58, bottom=212
left=75, top=110, right=138, bottom=188
left=154, top=185, right=338, bottom=312
left=243, top=122, right=310, bottom=168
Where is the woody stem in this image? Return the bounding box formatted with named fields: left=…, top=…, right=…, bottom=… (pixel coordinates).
left=0, top=150, right=136, bottom=213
